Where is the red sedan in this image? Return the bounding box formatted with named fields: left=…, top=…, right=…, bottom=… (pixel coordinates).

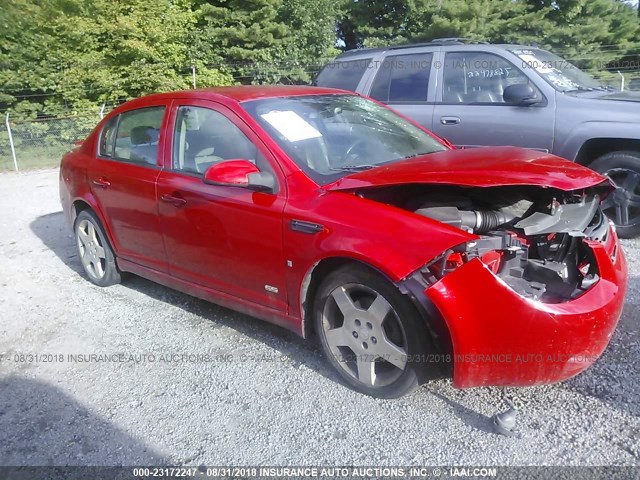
left=59, top=86, right=627, bottom=398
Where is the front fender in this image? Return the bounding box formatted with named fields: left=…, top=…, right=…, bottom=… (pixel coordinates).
left=284, top=190, right=475, bottom=326
left=556, top=121, right=640, bottom=162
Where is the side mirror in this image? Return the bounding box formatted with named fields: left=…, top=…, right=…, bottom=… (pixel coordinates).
left=503, top=84, right=539, bottom=106
left=203, top=159, right=276, bottom=193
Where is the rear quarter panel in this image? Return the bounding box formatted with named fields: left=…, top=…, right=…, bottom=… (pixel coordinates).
left=59, top=131, right=114, bottom=244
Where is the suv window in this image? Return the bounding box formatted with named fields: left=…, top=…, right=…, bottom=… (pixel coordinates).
left=112, top=107, right=165, bottom=164
left=314, top=59, right=372, bottom=91
left=442, top=52, right=534, bottom=104
left=172, top=106, right=262, bottom=175
left=370, top=52, right=433, bottom=103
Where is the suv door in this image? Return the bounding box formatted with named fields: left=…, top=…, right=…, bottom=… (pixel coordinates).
left=90, top=105, right=168, bottom=272
left=431, top=50, right=555, bottom=151
left=156, top=100, right=288, bottom=312
left=365, top=51, right=437, bottom=130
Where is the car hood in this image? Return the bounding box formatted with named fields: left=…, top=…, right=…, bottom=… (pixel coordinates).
left=323, top=147, right=609, bottom=192
left=598, top=91, right=640, bottom=103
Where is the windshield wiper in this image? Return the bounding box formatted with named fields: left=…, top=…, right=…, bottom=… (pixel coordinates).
left=403, top=151, right=433, bottom=159
left=564, top=86, right=594, bottom=93
left=330, top=165, right=376, bottom=172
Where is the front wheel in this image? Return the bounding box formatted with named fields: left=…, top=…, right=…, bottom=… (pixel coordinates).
left=74, top=210, right=121, bottom=287
left=590, top=151, right=640, bottom=238
left=314, top=264, right=432, bottom=398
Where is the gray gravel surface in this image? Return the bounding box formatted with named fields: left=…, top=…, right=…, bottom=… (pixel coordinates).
left=0, top=168, right=638, bottom=467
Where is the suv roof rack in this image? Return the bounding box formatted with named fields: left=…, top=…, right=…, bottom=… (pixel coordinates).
left=337, top=38, right=491, bottom=58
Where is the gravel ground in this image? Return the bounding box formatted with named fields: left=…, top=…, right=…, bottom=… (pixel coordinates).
left=0, top=168, right=638, bottom=467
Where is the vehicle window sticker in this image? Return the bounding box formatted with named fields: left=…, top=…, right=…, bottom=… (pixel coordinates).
left=517, top=53, right=554, bottom=74
left=260, top=110, right=322, bottom=142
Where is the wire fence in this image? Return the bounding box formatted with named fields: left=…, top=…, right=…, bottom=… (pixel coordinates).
left=0, top=64, right=639, bottom=172
left=0, top=113, right=105, bottom=171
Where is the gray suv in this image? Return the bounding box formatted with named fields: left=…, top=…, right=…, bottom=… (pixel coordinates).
left=315, top=39, right=640, bottom=238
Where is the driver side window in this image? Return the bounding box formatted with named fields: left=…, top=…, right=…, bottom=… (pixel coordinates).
left=442, top=52, right=536, bottom=104
left=172, top=106, right=262, bottom=175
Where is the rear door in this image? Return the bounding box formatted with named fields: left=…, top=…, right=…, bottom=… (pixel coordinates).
left=431, top=49, right=555, bottom=151
left=89, top=105, right=168, bottom=272
left=364, top=50, right=438, bottom=130
left=156, top=100, right=288, bottom=312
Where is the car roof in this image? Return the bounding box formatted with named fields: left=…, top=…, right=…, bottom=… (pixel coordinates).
left=333, top=40, right=539, bottom=60
left=124, top=85, right=351, bottom=105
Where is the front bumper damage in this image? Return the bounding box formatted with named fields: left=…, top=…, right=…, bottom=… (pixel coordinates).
left=425, top=229, right=627, bottom=388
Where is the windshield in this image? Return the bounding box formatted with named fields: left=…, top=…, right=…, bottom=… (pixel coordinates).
left=510, top=48, right=605, bottom=92
left=242, top=94, right=446, bottom=185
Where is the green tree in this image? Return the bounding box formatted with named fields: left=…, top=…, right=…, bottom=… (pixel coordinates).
left=195, top=0, right=339, bottom=83
left=338, top=0, right=551, bottom=49
left=338, top=0, right=638, bottom=59
left=278, top=0, right=341, bottom=80
left=194, top=0, right=292, bottom=84
left=0, top=0, right=233, bottom=117
left=526, top=0, right=639, bottom=71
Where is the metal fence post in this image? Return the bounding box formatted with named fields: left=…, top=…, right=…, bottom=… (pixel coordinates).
left=5, top=112, right=18, bottom=172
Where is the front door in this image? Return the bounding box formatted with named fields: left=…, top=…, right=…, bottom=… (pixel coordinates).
left=431, top=50, right=555, bottom=151
left=156, top=101, right=288, bottom=312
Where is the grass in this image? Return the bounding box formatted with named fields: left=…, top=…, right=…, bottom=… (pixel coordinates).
left=0, top=145, right=70, bottom=172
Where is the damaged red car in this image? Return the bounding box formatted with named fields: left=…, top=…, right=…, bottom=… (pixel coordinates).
left=59, top=86, right=627, bottom=398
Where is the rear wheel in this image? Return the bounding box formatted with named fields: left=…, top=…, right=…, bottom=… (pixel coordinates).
left=314, top=264, right=432, bottom=398
left=590, top=151, right=640, bottom=238
left=74, top=210, right=121, bottom=287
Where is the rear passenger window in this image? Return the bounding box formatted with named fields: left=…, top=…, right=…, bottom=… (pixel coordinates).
left=370, top=53, right=433, bottom=103
left=99, top=116, right=118, bottom=158
left=112, top=107, right=165, bottom=165
left=314, top=59, right=372, bottom=92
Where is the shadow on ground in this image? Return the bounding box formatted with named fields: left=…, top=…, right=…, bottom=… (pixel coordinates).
left=29, top=211, right=640, bottom=426
left=0, top=376, right=166, bottom=466
left=29, top=212, right=341, bottom=390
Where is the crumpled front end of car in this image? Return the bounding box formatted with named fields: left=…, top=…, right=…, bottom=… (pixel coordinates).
left=415, top=186, right=627, bottom=388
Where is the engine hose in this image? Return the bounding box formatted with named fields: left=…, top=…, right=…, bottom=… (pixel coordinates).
left=474, top=210, right=507, bottom=233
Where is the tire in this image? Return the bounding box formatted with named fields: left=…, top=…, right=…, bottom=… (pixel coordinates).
left=74, top=210, right=121, bottom=287
left=313, top=264, right=433, bottom=398
left=590, top=151, right=640, bottom=239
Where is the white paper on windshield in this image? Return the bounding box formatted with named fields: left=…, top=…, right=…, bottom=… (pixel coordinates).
left=260, top=110, right=322, bottom=142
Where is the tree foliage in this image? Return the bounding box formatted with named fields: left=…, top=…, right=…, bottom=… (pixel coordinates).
left=0, top=0, right=638, bottom=117
left=338, top=0, right=639, bottom=61
left=193, top=0, right=339, bottom=84
left=0, top=0, right=232, bottom=118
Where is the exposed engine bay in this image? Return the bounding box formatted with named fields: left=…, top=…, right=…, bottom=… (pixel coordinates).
left=359, top=184, right=613, bottom=303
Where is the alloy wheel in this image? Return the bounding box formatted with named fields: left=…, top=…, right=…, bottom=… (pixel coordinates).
left=601, top=168, right=640, bottom=229
left=320, top=283, right=408, bottom=387
left=76, top=219, right=107, bottom=281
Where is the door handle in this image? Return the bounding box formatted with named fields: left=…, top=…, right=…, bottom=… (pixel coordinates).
left=92, top=177, right=111, bottom=188
left=160, top=193, right=187, bottom=207
left=441, top=116, right=461, bottom=125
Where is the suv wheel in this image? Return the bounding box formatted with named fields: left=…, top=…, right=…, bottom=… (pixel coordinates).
left=590, top=151, right=640, bottom=239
